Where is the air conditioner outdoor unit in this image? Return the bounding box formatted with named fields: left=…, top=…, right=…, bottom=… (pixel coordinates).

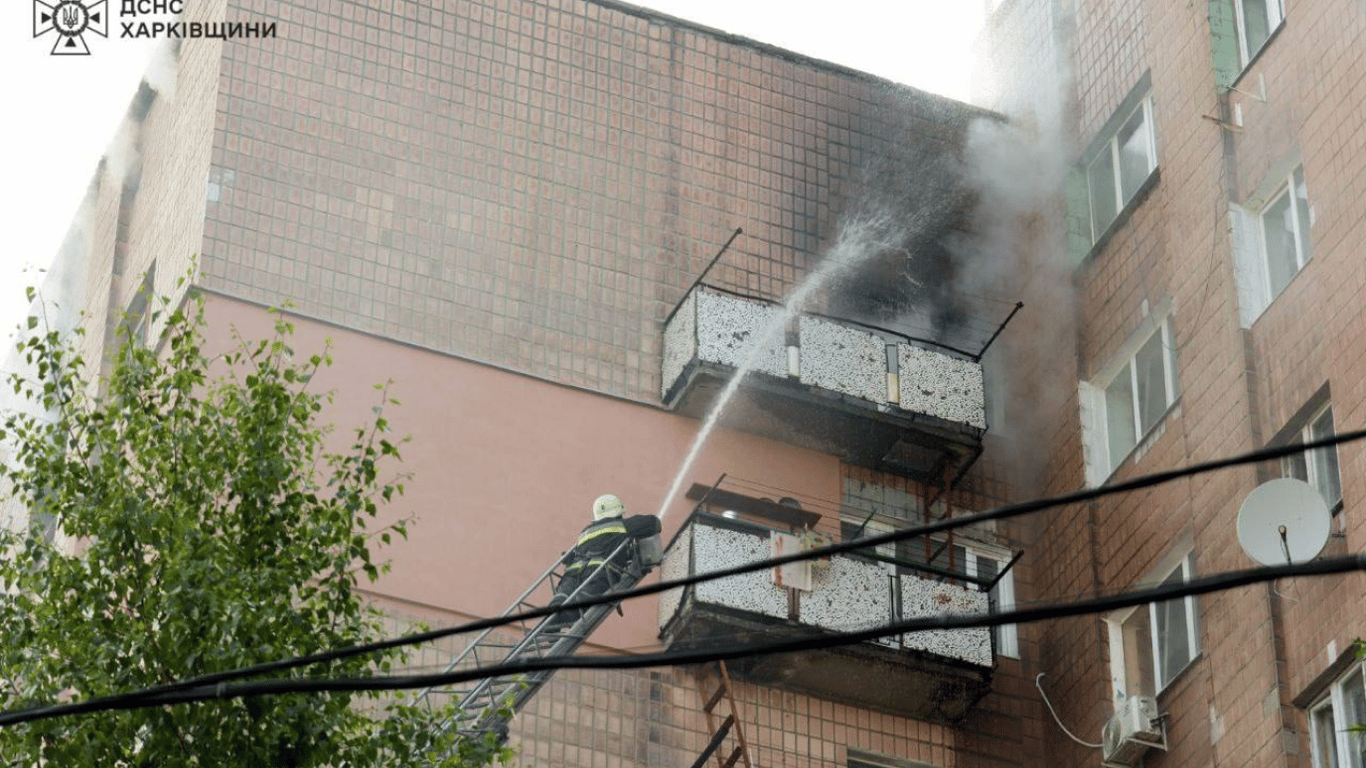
left=1101, top=695, right=1165, bottom=767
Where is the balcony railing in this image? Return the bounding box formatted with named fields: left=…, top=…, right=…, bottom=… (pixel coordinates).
left=658, top=510, right=995, bottom=722
left=661, top=285, right=987, bottom=481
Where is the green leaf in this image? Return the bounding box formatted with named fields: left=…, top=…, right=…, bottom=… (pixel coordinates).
left=0, top=283, right=473, bottom=768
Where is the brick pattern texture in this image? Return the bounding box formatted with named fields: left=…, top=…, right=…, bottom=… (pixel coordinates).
left=980, top=0, right=1366, bottom=766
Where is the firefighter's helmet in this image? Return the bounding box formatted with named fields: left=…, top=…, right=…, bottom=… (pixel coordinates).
left=593, top=494, right=625, bottom=520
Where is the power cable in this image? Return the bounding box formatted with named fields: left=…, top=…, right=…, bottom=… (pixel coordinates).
left=1035, top=673, right=1103, bottom=749
left=1, top=428, right=1362, bottom=726
left=2, top=551, right=1363, bottom=725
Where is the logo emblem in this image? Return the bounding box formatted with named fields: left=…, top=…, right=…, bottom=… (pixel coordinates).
left=33, top=0, right=107, bottom=55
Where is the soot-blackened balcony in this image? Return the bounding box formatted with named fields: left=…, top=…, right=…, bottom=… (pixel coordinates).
left=662, top=284, right=993, bottom=482
left=657, top=507, right=998, bottom=722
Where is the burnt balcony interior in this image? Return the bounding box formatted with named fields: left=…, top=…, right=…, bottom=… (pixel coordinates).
left=660, top=237, right=1018, bottom=485
left=658, top=477, right=1021, bottom=723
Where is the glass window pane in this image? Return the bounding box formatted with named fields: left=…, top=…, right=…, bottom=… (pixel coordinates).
left=1134, top=329, right=1169, bottom=435
left=1088, top=148, right=1119, bottom=239
left=1262, top=187, right=1299, bottom=296
left=1106, top=363, right=1138, bottom=470
left=1284, top=449, right=1310, bottom=483
left=1311, top=409, right=1342, bottom=505
left=1343, top=670, right=1366, bottom=768
left=1154, top=568, right=1192, bottom=689
left=1314, top=703, right=1340, bottom=768
left=1240, top=0, right=1273, bottom=59
left=1294, top=166, right=1313, bottom=267
left=1117, top=107, right=1152, bottom=203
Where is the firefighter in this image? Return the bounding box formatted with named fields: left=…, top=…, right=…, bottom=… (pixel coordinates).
left=544, top=494, right=662, bottom=633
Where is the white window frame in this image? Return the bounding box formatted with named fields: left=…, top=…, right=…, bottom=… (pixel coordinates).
left=1232, top=164, right=1313, bottom=326
left=1085, top=94, right=1158, bottom=242
left=1106, top=551, right=1201, bottom=700
left=956, top=541, right=1019, bottom=659
left=1281, top=402, right=1343, bottom=510
left=1309, top=662, right=1366, bottom=768
left=1080, top=309, right=1179, bottom=485
left=1234, top=0, right=1285, bottom=66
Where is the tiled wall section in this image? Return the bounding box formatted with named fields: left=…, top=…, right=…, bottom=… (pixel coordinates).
left=201, top=0, right=986, bottom=401
left=377, top=606, right=963, bottom=768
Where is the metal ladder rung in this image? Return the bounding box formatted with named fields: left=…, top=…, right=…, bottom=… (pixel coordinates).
left=703, top=684, right=727, bottom=714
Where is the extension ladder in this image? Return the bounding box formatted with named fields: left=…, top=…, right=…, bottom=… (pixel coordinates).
left=415, top=534, right=660, bottom=751
left=691, top=661, right=754, bottom=768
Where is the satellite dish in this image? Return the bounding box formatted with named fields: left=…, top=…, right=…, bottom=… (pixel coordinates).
left=1236, top=478, right=1331, bottom=567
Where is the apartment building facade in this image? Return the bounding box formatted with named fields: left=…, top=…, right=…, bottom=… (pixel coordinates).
left=977, top=0, right=1366, bottom=767
left=19, top=0, right=1059, bottom=766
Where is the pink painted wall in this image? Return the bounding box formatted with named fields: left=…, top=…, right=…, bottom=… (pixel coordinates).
left=203, top=293, right=840, bottom=650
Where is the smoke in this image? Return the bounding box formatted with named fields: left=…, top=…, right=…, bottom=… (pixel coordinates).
left=143, top=40, right=179, bottom=103
left=818, top=118, right=974, bottom=343
left=103, top=118, right=143, bottom=196
left=947, top=2, right=1079, bottom=493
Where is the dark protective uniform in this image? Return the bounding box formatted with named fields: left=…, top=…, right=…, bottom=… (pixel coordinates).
left=545, top=513, right=662, bottom=631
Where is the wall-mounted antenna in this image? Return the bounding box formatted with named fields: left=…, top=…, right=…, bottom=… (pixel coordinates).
left=1235, top=478, right=1331, bottom=567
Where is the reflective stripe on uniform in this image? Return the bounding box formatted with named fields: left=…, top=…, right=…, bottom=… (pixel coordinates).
left=564, top=559, right=607, bottom=571
left=576, top=524, right=626, bottom=546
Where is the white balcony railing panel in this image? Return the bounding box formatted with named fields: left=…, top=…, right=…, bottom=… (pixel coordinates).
left=897, top=344, right=987, bottom=429
left=695, top=290, right=789, bottom=378
left=798, top=316, right=888, bottom=404
left=798, top=556, right=892, bottom=633
left=661, top=291, right=698, bottom=399
left=692, top=524, right=788, bottom=620
left=658, top=524, right=692, bottom=629
left=898, top=575, right=992, bottom=667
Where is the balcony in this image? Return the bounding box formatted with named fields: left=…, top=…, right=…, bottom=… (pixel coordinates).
left=657, top=509, right=995, bottom=722
left=661, top=285, right=987, bottom=482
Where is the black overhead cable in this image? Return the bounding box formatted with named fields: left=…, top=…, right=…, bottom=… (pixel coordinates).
left=1, top=427, right=1363, bottom=727
left=2, top=552, right=1363, bottom=725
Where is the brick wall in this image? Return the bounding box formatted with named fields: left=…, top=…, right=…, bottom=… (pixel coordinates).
left=982, top=0, right=1366, bottom=766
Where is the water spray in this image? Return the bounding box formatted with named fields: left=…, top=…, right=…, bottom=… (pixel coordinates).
left=655, top=207, right=931, bottom=521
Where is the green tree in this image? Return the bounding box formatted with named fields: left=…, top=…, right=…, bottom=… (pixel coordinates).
left=0, top=290, right=508, bottom=767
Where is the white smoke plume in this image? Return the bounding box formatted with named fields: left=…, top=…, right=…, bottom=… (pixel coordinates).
left=143, top=39, right=179, bottom=102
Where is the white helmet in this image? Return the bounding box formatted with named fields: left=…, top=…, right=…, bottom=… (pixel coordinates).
left=592, top=494, right=625, bottom=520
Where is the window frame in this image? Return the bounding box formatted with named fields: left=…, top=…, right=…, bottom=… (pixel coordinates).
left=1084, top=94, right=1158, bottom=243
left=1106, top=553, right=1201, bottom=699
left=1256, top=166, right=1313, bottom=298
left=1234, top=0, right=1286, bottom=67
left=1279, top=402, right=1343, bottom=513
left=1085, top=314, right=1179, bottom=481
left=1232, top=163, right=1313, bottom=325
left=1309, top=662, right=1366, bottom=768
left=957, top=541, right=1020, bottom=659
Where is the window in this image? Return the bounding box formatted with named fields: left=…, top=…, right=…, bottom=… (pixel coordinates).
left=1107, top=554, right=1200, bottom=697
left=1235, top=0, right=1284, bottom=66
left=1232, top=165, right=1313, bottom=324
left=1066, top=77, right=1159, bottom=263
left=1310, top=664, right=1366, bottom=768
left=1081, top=314, right=1179, bottom=483
left=1281, top=403, right=1342, bottom=510
left=1084, top=95, right=1157, bottom=242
